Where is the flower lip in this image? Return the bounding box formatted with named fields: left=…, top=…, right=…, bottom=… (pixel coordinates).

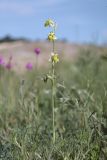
left=49, top=52, right=59, bottom=63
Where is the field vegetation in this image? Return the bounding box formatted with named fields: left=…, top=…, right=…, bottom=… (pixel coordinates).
left=0, top=19, right=107, bottom=159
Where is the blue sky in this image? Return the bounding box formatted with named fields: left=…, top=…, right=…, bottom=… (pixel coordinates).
left=0, top=0, right=107, bottom=44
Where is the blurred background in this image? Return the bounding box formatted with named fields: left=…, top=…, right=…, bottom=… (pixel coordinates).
left=0, top=0, right=107, bottom=72
left=0, top=0, right=107, bottom=44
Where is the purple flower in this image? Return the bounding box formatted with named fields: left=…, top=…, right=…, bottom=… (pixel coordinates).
left=9, top=55, right=12, bottom=61
left=26, top=62, right=33, bottom=70
left=5, top=55, right=13, bottom=70
left=34, top=48, right=41, bottom=55
left=6, top=63, right=12, bottom=70
left=0, top=56, right=5, bottom=66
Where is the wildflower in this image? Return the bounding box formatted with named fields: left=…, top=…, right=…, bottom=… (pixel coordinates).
left=0, top=56, right=5, bottom=66
left=49, top=53, right=59, bottom=63
left=48, top=32, right=57, bottom=41
left=9, top=55, right=12, bottom=61
left=6, top=63, right=12, bottom=70
left=5, top=55, right=13, bottom=70
left=34, top=48, right=41, bottom=55
left=26, top=62, right=33, bottom=70
left=44, top=19, right=54, bottom=27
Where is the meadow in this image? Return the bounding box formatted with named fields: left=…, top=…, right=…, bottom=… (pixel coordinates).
left=0, top=20, right=107, bottom=159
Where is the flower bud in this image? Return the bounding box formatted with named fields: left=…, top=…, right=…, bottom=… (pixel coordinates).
left=44, top=19, right=54, bottom=27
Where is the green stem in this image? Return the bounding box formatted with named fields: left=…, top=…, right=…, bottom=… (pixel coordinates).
left=52, top=64, right=55, bottom=143
left=35, top=57, right=40, bottom=122
left=52, top=27, right=56, bottom=143
left=53, top=40, right=55, bottom=53
left=52, top=63, right=55, bottom=143
left=36, top=56, right=38, bottom=70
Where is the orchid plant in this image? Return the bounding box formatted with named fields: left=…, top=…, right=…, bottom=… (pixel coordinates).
left=44, top=19, right=59, bottom=144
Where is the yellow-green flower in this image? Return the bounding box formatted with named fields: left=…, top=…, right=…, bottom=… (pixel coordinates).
left=50, top=53, right=59, bottom=63
left=48, top=32, right=57, bottom=41
left=44, top=19, right=54, bottom=27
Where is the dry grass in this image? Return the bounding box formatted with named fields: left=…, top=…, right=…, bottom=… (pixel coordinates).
left=0, top=41, right=107, bottom=73
left=0, top=41, right=79, bottom=73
